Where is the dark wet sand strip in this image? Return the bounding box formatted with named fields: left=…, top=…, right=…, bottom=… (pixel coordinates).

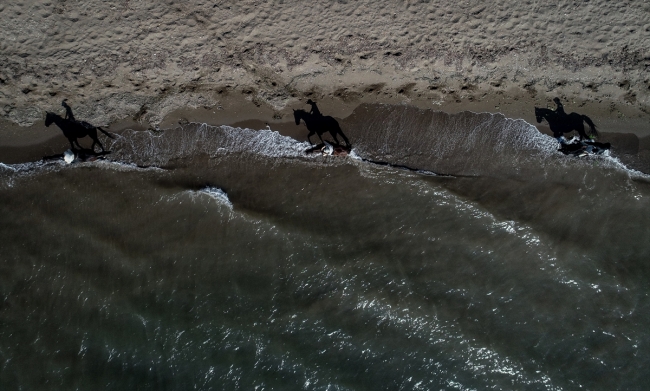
left=2, top=99, right=650, bottom=173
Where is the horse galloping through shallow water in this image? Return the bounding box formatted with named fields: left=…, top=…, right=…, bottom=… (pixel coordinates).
left=45, top=112, right=115, bottom=152
left=293, top=109, right=351, bottom=146
left=534, top=107, right=598, bottom=141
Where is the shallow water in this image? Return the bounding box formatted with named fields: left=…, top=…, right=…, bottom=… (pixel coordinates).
left=1, top=105, right=650, bottom=390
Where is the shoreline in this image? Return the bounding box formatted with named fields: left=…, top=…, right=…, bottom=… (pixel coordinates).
left=4, top=86, right=649, bottom=144
left=3, top=1, right=650, bottom=167
left=1, top=93, right=649, bottom=173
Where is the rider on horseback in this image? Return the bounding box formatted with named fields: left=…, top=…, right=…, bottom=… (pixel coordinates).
left=62, top=99, right=76, bottom=121
left=553, top=98, right=566, bottom=115
left=534, top=98, right=599, bottom=145
left=553, top=97, right=566, bottom=117
left=307, top=99, right=322, bottom=117
left=553, top=98, right=568, bottom=143
left=61, top=99, right=93, bottom=129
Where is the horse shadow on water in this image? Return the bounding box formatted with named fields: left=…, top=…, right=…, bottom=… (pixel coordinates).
left=293, top=100, right=351, bottom=154
left=44, top=100, right=115, bottom=161
left=535, top=98, right=610, bottom=156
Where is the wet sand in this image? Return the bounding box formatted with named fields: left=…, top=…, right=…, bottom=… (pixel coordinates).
left=3, top=92, right=650, bottom=173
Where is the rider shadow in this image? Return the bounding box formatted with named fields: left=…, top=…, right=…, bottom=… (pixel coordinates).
left=44, top=100, right=114, bottom=161
left=293, top=100, right=351, bottom=153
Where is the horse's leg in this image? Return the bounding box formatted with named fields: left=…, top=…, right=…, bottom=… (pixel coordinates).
left=95, top=139, right=105, bottom=152
left=307, top=130, right=315, bottom=145
left=86, top=134, right=96, bottom=152
left=329, top=130, right=340, bottom=145
left=338, top=129, right=351, bottom=146
left=90, top=131, right=103, bottom=152
left=317, top=131, right=324, bottom=144
left=576, top=123, right=587, bottom=140
left=68, top=138, right=77, bottom=150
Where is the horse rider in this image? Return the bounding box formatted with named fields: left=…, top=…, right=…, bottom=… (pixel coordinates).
left=61, top=99, right=95, bottom=129
left=552, top=97, right=569, bottom=144
left=553, top=97, right=566, bottom=117
left=307, top=99, right=322, bottom=117
left=62, top=99, right=76, bottom=122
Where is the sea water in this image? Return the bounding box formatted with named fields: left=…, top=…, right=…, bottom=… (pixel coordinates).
left=1, top=104, right=649, bottom=390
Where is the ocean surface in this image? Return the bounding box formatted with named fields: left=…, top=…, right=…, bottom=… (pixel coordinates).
left=1, top=104, right=650, bottom=390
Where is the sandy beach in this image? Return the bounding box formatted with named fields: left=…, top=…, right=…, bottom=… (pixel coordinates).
left=2, top=0, right=650, bottom=169
left=1, top=0, right=649, bottom=137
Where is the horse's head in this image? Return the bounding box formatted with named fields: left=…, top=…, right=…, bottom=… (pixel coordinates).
left=44, top=112, right=55, bottom=127
left=534, top=107, right=543, bottom=123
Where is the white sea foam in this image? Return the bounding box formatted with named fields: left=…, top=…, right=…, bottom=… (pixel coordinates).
left=348, top=149, right=363, bottom=161
left=106, top=123, right=316, bottom=168
left=89, top=160, right=166, bottom=173
left=0, top=156, right=170, bottom=190
left=0, top=160, right=64, bottom=188
left=197, top=186, right=233, bottom=209
left=160, top=186, right=234, bottom=212
left=0, top=162, right=17, bottom=172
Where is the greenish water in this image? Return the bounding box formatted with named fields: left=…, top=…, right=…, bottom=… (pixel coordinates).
left=1, top=106, right=650, bottom=390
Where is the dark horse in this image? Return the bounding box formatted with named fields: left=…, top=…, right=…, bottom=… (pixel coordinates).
left=293, top=109, right=350, bottom=146
left=45, top=112, right=114, bottom=152
left=534, top=107, right=598, bottom=141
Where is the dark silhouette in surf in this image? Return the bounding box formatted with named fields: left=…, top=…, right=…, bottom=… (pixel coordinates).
left=558, top=139, right=611, bottom=156
left=293, top=100, right=351, bottom=147
left=534, top=98, right=598, bottom=142
left=45, top=101, right=115, bottom=153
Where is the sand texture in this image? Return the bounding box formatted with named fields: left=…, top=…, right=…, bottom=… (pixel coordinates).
left=1, top=0, right=649, bottom=128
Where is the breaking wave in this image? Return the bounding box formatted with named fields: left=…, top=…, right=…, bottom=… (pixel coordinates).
left=342, top=104, right=641, bottom=179
left=107, top=124, right=313, bottom=168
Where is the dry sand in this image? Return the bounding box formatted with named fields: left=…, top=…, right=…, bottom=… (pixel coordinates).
left=1, top=1, right=649, bottom=156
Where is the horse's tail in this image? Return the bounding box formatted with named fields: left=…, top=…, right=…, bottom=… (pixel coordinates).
left=581, top=115, right=598, bottom=139
left=97, top=127, right=116, bottom=139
